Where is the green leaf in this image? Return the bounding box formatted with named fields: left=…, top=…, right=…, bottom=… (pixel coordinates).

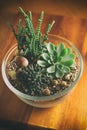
left=57, top=64, right=70, bottom=74
left=57, top=43, right=65, bottom=57
left=41, top=53, right=49, bottom=61
left=50, top=53, right=57, bottom=62
left=57, top=64, right=63, bottom=69
left=24, top=48, right=29, bottom=55
left=53, top=50, right=58, bottom=61
left=62, top=66, right=70, bottom=73
left=55, top=68, right=64, bottom=78
left=47, top=42, right=55, bottom=54
left=47, top=65, right=55, bottom=73
left=62, top=54, right=76, bottom=62
left=50, top=55, right=54, bottom=62
left=67, top=48, right=72, bottom=54
left=47, top=60, right=51, bottom=64
left=57, top=56, right=62, bottom=62
left=47, top=73, right=55, bottom=79
left=46, top=20, right=55, bottom=35
left=62, top=60, right=74, bottom=67
left=37, top=60, right=47, bottom=67
left=60, top=48, right=68, bottom=57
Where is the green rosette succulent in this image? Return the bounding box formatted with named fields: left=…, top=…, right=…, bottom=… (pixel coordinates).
left=37, top=42, right=76, bottom=79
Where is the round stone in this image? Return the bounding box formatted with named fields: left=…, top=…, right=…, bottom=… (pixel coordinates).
left=43, top=87, right=51, bottom=95
left=15, top=56, right=29, bottom=67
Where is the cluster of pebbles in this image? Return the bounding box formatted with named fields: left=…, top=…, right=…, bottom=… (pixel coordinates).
left=7, top=56, right=79, bottom=96
left=42, top=67, right=78, bottom=96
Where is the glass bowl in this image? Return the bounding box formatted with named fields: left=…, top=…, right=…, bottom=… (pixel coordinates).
left=1, top=35, right=83, bottom=108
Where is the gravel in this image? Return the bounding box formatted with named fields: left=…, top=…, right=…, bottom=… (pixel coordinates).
left=7, top=57, right=79, bottom=96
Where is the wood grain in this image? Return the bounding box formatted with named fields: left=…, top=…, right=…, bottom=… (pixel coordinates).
left=0, top=12, right=87, bottom=130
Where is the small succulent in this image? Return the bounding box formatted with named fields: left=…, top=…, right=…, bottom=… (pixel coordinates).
left=16, top=64, right=51, bottom=95
left=9, top=7, right=55, bottom=63
left=37, top=42, right=76, bottom=79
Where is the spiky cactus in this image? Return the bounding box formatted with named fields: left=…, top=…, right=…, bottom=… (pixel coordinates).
left=9, top=7, right=55, bottom=63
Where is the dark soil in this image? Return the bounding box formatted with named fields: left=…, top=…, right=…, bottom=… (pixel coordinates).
left=7, top=57, right=79, bottom=96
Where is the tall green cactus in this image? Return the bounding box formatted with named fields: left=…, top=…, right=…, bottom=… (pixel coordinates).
left=9, top=7, right=55, bottom=63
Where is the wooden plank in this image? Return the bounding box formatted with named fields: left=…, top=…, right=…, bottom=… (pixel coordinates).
left=82, top=33, right=87, bottom=57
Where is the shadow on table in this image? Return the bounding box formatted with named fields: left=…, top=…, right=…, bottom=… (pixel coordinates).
left=0, top=119, right=52, bottom=130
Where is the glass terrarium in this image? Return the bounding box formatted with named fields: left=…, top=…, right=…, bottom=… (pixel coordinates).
left=1, top=8, right=83, bottom=108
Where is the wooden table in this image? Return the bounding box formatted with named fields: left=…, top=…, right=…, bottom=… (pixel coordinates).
left=0, top=12, right=87, bottom=130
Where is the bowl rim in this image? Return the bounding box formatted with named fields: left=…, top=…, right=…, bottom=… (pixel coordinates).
left=1, top=34, right=83, bottom=101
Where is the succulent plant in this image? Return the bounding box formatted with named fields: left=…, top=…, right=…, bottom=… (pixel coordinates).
left=16, top=64, right=51, bottom=95
left=9, top=7, right=55, bottom=63
left=37, top=42, right=76, bottom=79
left=7, top=7, right=78, bottom=97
